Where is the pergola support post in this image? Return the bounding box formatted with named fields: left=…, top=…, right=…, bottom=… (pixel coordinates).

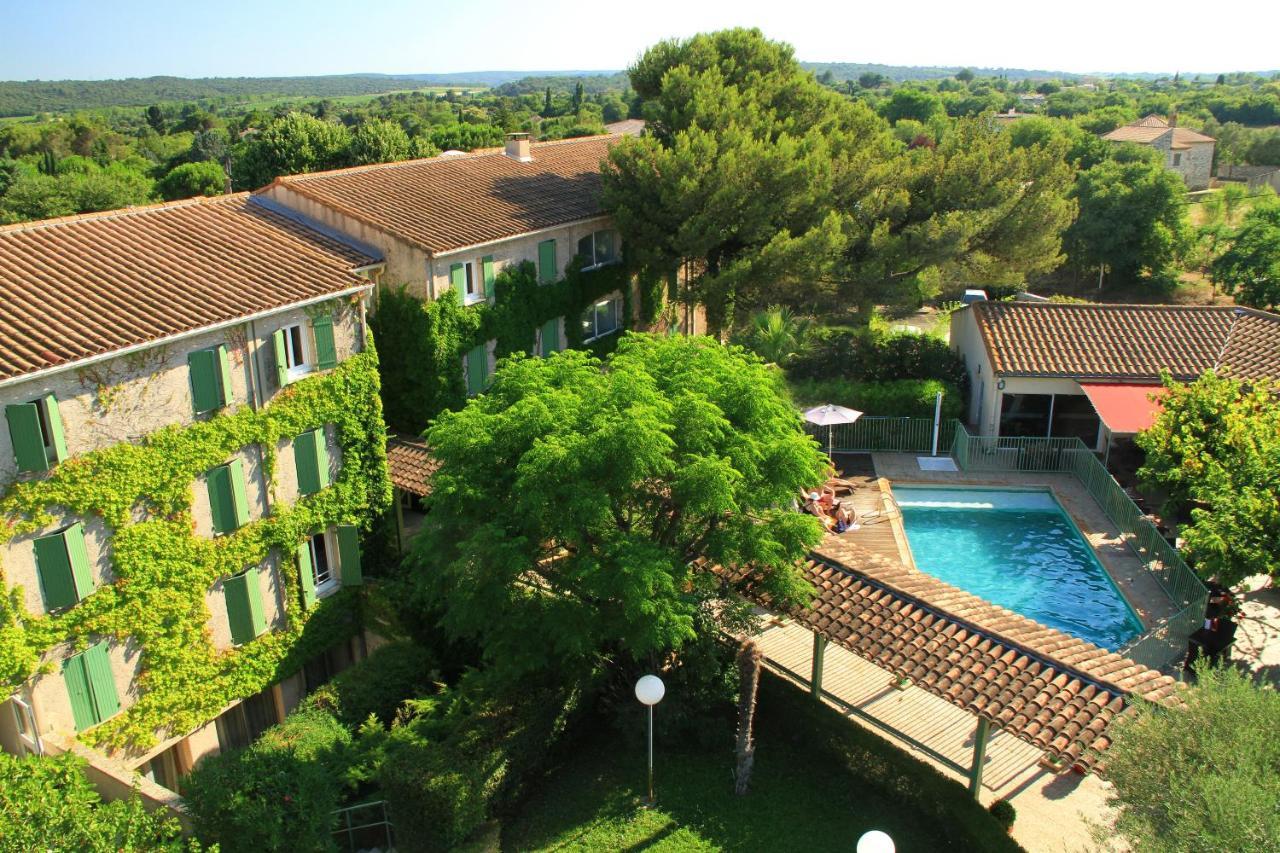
left=968, top=716, right=991, bottom=798
left=810, top=633, right=827, bottom=700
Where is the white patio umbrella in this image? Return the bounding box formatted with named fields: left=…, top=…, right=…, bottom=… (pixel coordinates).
left=803, top=404, right=863, bottom=459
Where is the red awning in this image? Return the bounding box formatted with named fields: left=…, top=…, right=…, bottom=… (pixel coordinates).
left=1079, top=383, right=1168, bottom=434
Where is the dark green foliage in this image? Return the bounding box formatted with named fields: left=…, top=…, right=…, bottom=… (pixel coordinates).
left=880, top=87, right=947, bottom=124
left=989, top=799, right=1017, bottom=831
left=427, top=123, right=506, bottom=152
left=787, top=327, right=969, bottom=390
left=0, top=752, right=191, bottom=852
left=304, top=640, right=440, bottom=727
left=157, top=161, right=226, bottom=200
left=1210, top=200, right=1280, bottom=310
left=183, top=707, right=352, bottom=853
left=787, top=377, right=964, bottom=418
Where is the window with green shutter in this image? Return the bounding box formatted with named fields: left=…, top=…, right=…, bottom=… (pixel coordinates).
left=465, top=345, right=488, bottom=397
left=336, top=525, right=362, bottom=586
left=482, top=256, right=495, bottom=296
left=224, top=567, right=267, bottom=645
left=293, top=428, right=330, bottom=496
left=539, top=318, right=561, bottom=358
left=6, top=395, right=67, bottom=473
left=188, top=345, right=233, bottom=414
left=62, top=642, right=120, bottom=731
left=538, top=239, right=557, bottom=283
left=313, top=314, right=337, bottom=370
left=208, top=458, right=250, bottom=535
left=297, top=541, right=317, bottom=610
left=33, top=523, right=94, bottom=611
left=272, top=329, right=290, bottom=388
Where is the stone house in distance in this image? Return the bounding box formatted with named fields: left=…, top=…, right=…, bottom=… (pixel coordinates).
left=0, top=194, right=386, bottom=807
left=1102, top=114, right=1215, bottom=189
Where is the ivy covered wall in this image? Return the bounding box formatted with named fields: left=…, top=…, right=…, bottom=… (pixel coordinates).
left=0, top=339, right=391, bottom=753
left=372, top=258, right=662, bottom=433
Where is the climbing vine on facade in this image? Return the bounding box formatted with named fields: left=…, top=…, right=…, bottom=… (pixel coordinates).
left=0, top=338, right=392, bottom=752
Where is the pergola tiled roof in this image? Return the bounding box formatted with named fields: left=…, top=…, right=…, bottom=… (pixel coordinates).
left=716, top=536, right=1182, bottom=769
left=971, top=301, right=1280, bottom=381
left=267, top=135, right=618, bottom=255
left=0, top=194, right=379, bottom=384
left=386, top=435, right=438, bottom=497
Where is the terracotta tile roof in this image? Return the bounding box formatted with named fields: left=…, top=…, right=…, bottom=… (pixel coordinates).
left=1102, top=115, right=1215, bottom=145
left=969, top=302, right=1280, bottom=381
left=716, top=537, right=1181, bottom=768
left=267, top=135, right=620, bottom=255
left=0, top=194, right=378, bottom=384
left=386, top=435, right=438, bottom=497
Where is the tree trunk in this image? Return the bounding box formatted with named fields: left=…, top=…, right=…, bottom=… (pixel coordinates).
left=733, top=639, right=763, bottom=795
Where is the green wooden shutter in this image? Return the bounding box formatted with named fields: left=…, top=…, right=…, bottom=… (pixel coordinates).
left=540, top=318, right=560, bottom=357
left=294, top=428, right=329, bottom=496
left=34, top=531, right=77, bottom=610
left=63, top=653, right=96, bottom=731
left=207, top=465, right=233, bottom=534
left=313, top=314, right=337, bottom=370
left=228, top=458, right=250, bottom=528
left=216, top=344, right=234, bottom=407
left=83, top=642, right=120, bottom=723
left=538, top=240, right=557, bottom=283
left=43, top=396, right=67, bottom=464
left=225, top=568, right=267, bottom=645
left=188, top=349, right=221, bottom=414
left=481, top=256, right=495, bottom=297
left=297, top=542, right=317, bottom=609
left=466, top=345, right=488, bottom=396
left=64, top=523, right=94, bottom=602
left=449, top=263, right=466, bottom=293
left=272, top=329, right=289, bottom=387
left=6, top=403, right=49, bottom=472
left=336, top=525, right=363, bottom=586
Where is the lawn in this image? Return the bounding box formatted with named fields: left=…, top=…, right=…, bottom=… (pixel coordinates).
left=500, top=674, right=1021, bottom=852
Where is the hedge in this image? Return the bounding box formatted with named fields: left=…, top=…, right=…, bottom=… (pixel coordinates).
left=303, top=639, right=440, bottom=728
left=788, top=326, right=969, bottom=392
left=757, top=672, right=1024, bottom=853
left=787, top=377, right=964, bottom=419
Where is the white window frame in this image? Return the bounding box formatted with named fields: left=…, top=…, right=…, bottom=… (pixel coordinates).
left=282, top=324, right=312, bottom=380
left=577, top=230, right=619, bottom=270
left=12, top=695, right=42, bottom=755
left=581, top=293, right=623, bottom=343
left=309, top=531, right=338, bottom=596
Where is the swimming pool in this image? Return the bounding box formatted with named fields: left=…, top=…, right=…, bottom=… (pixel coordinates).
left=894, top=487, right=1143, bottom=650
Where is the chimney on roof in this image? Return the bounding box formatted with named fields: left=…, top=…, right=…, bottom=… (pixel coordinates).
left=1168, top=111, right=1178, bottom=127
left=505, top=132, right=533, bottom=163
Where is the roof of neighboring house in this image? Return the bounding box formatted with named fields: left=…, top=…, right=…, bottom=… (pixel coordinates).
left=968, top=301, right=1280, bottom=381
left=0, top=194, right=379, bottom=384
left=265, top=134, right=621, bottom=256
left=717, top=537, right=1180, bottom=768
left=604, top=119, right=646, bottom=136
left=1102, top=115, right=1215, bottom=145
left=386, top=435, right=438, bottom=497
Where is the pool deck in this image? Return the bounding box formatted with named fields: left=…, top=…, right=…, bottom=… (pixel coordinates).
left=844, top=453, right=1176, bottom=630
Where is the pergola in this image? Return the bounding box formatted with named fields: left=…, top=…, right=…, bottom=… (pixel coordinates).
left=716, top=537, right=1181, bottom=793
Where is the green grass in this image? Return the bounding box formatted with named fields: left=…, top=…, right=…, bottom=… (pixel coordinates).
left=501, top=674, right=1022, bottom=852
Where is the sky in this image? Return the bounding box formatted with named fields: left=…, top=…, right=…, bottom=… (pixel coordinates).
left=2, top=0, right=1278, bottom=80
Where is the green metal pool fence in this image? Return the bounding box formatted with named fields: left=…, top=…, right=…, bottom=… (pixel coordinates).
left=805, top=416, right=956, bottom=454
left=949, top=424, right=1207, bottom=671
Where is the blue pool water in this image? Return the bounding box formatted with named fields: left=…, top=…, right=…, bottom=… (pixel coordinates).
left=895, top=487, right=1143, bottom=650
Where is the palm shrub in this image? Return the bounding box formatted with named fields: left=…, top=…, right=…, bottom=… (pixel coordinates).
left=742, top=306, right=814, bottom=366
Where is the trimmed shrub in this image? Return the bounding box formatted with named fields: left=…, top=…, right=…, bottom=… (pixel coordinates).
left=183, top=708, right=352, bottom=853
left=787, top=327, right=968, bottom=391
left=787, top=377, right=964, bottom=418
left=989, top=798, right=1017, bottom=831
left=303, top=640, right=440, bottom=728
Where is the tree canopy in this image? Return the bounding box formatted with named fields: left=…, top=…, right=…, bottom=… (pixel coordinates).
left=1211, top=199, right=1280, bottom=310
left=405, top=333, right=826, bottom=681
left=1137, top=371, right=1280, bottom=586
left=1102, top=666, right=1280, bottom=853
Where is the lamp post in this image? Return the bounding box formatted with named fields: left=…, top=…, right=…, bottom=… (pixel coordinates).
left=856, top=830, right=895, bottom=853
left=634, top=674, right=665, bottom=806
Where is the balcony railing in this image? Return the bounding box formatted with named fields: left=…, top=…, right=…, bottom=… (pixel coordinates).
left=805, top=416, right=955, bottom=454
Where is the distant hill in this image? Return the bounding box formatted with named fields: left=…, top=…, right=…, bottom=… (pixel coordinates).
left=801, top=62, right=1081, bottom=82
left=0, top=71, right=618, bottom=117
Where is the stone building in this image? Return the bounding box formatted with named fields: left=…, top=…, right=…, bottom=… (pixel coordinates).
left=1102, top=114, right=1215, bottom=190
left=0, top=194, right=386, bottom=807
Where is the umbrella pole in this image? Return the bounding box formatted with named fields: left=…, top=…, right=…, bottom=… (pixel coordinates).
left=828, top=425, right=834, bottom=461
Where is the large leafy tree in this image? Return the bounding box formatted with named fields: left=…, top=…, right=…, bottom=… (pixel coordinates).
left=1137, top=371, right=1280, bottom=586
left=347, top=118, right=413, bottom=166
left=406, top=334, right=826, bottom=680
left=1101, top=666, right=1280, bottom=853
left=1211, top=200, right=1280, bottom=310
left=232, top=111, right=351, bottom=189
left=1066, top=147, right=1191, bottom=284
left=603, top=28, right=894, bottom=331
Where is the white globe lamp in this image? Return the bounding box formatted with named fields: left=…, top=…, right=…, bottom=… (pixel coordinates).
left=857, top=830, right=895, bottom=853
left=634, top=674, right=665, bottom=805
